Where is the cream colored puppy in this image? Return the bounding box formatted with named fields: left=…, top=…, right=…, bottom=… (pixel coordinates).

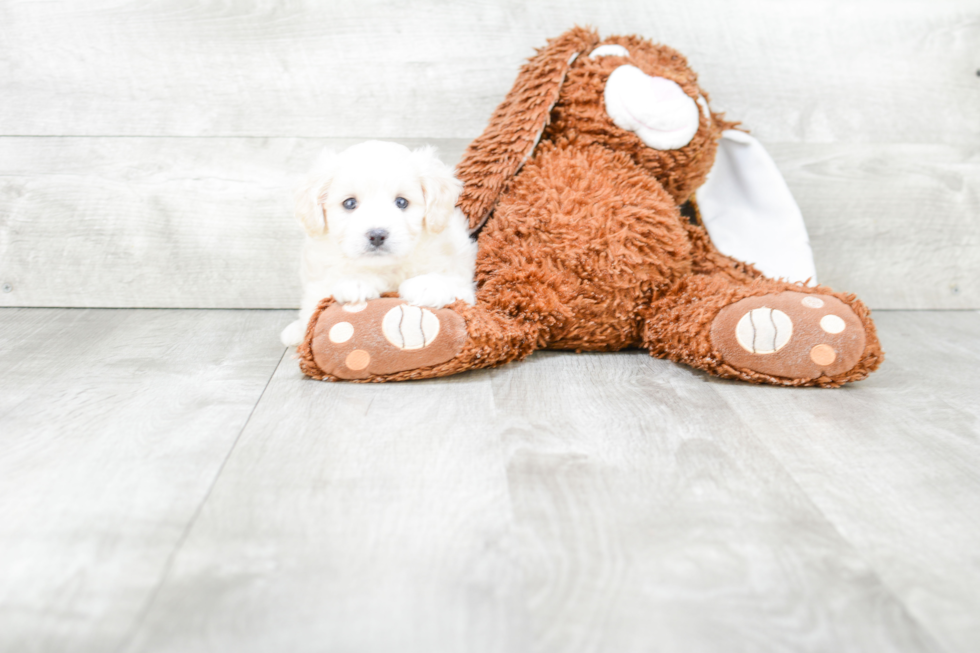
left=280, top=141, right=477, bottom=347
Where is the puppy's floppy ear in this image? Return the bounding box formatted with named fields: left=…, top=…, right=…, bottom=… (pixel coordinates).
left=456, top=26, right=598, bottom=233
left=293, top=149, right=337, bottom=236
left=412, top=146, right=462, bottom=234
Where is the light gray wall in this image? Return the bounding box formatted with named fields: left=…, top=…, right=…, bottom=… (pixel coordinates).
left=1, top=0, right=977, bottom=309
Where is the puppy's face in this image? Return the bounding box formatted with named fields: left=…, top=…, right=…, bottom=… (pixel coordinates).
left=296, top=141, right=461, bottom=266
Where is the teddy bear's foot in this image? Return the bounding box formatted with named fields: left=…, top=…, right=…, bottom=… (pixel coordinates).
left=710, top=291, right=866, bottom=381
left=305, top=298, right=468, bottom=380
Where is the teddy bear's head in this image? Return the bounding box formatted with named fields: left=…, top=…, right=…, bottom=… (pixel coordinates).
left=458, top=27, right=735, bottom=233
left=547, top=33, right=731, bottom=204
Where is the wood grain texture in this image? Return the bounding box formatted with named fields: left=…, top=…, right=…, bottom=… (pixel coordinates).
left=711, top=310, right=980, bottom=653
left=121, top=363, right=526, bottom=653
left=492, top=350, right=940, bottom=653
left=0, top=0, right=977, bottom=144
left=1, top=138, right=976, bottom=309
left=769, top=144, right=980, bottom=309
left=0, top=308, right=288, bottom=653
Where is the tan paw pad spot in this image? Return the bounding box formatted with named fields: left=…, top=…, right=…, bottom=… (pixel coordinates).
left=810, top=344, right=837, bottom=366
left=345, top=349, right=371, bottom=370
left=342, top=302, right=367, bottom=313
left=801, top=296, right=824, bottom=309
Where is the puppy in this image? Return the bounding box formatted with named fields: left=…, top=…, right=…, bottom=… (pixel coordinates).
left=280, top=141, right=477, bottom=347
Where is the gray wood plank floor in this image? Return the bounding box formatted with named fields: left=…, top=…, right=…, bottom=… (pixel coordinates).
left=0, top=309, right=287, bottom=653
left=1, top=308, right=978, bottom=652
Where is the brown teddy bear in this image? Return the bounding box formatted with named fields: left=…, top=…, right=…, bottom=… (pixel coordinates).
left=297, top=27, right=883, bottom=387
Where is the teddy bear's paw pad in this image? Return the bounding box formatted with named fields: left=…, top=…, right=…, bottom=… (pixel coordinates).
left=710, top=291, right=866, bottom=380
left=309, top=298, right=467, bottom=380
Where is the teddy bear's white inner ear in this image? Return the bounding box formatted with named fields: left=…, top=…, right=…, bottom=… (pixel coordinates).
left=696, top=130, right=818, bottom=284
left=604, top=65, right=701, bottom=150
left=590, top=44, right=629, bottom=58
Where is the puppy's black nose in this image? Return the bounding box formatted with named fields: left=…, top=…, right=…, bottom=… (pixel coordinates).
left=367, top=229, right=389, bottom=248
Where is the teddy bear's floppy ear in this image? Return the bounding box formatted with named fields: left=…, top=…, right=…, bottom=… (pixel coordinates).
left=456, top=27, right=599, bottom=233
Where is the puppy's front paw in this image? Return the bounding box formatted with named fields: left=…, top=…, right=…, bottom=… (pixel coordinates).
left=330, top=279, right=383, bottom=305
left=280, top=320, right=306, bottom=347
left=399, top=274, right=475, bottom=308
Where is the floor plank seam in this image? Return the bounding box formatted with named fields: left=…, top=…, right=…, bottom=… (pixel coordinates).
left=111, top=347, right=288, bottom=653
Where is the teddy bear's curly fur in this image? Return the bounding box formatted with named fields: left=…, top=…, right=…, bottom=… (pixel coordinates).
left=297, top=27, right=883, bottom=387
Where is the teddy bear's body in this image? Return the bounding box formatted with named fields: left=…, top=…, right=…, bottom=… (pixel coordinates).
left=478, top=140, right=692, bottom=351
left=298, top=28, right=882, bottom=387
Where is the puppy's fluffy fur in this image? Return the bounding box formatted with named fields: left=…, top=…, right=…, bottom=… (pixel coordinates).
left=280, top=141, right=477, bottom=346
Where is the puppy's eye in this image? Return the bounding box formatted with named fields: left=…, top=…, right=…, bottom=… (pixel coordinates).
left=342, top=198, right=357, bottom=210
left=395, top=197, right=409, bottom=210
